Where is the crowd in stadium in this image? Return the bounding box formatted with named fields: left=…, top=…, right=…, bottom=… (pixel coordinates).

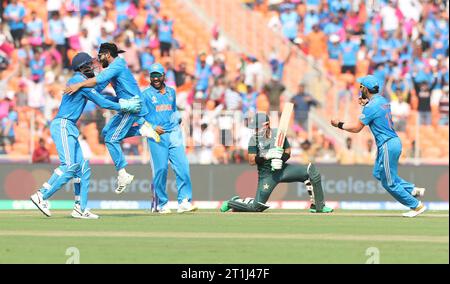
left=0, top=0, right=448, bottom=165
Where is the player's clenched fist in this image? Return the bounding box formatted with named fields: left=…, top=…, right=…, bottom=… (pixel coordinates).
left=271, top=158, right=283, bottom=170
left=330, top=118, right=339, bottom=128
left=265, top=148, right=283, bottom=160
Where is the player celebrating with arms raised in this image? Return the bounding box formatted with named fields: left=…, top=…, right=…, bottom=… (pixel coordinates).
left=30, top=52, right=142, bottom=219
left=221, top=112, right=333, bottom=213
left=64, top=43, right=160, bottom=194
left=331, top=75, right=426, bottom=217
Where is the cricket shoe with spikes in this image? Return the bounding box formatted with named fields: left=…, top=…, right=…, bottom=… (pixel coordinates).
left=220, top=196, right=240, bottom=212
left=115, top=172, right=134, bottom=194
left=402, top=201, right=427, bottom=218
left=177, top=199, right=198, bottom=213
left=71, top=204, right=99, bottom=219
left=309, top=204, right=334, bottom=213
left=158, top=205, right=172, bottom=214
left=30, top=191, right=51, bottom=217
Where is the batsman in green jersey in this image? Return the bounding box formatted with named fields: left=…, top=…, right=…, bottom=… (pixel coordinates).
left=221, top=113, right=333, bottom=213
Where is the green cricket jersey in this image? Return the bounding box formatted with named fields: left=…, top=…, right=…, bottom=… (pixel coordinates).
left=248, top=129, right=290, bottom=176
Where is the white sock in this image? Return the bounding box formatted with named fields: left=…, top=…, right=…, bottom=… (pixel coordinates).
left=118, top=168, right=127, bottom=177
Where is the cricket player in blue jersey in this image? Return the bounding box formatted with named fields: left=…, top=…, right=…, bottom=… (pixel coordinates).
left=142, top=63, right=197, bottom=214
left=30, top=52, right=142, bottom=219
left=64, top=43, right=160, bottom=194
left=331, top=75, right=426, bottom=217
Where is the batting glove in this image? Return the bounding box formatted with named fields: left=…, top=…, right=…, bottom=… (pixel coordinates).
left=271, top=158, right=283, bottom=170
left=265, top=148, right=284, bottom=160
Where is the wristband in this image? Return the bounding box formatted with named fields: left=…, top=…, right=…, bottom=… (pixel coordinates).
left=338, top=122, right=344, bottom=129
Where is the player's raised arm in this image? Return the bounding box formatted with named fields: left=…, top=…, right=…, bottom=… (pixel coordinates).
left=331, top=117, right=365, bottom=133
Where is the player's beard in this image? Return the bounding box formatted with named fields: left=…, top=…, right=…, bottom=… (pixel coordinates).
left=151, top=76, right=165, bottom=90
left=101, top=60, right=109, bottom=68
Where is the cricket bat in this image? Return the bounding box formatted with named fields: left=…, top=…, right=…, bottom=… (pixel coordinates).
left=274, top=102, right=294, bottom=150
left=271, top=102, right=294, bottom=171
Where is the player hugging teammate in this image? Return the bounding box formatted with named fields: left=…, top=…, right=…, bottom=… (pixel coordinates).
left=221, top=110, right=333, bottom=213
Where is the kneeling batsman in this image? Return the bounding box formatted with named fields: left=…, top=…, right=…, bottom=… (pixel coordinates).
left=221, top=112, right=333, bottom=213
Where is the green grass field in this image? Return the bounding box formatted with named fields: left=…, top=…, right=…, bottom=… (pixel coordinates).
left=0, top=210, right=448, bottom=264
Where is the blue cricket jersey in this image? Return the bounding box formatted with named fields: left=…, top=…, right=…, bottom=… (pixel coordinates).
left=142, top=85, right=181, bottom=132
left=359, top=95, right=398, bottom=148
left=96, top=57, right=148, bottom=116
left=56, top=73, right=121, bottom=124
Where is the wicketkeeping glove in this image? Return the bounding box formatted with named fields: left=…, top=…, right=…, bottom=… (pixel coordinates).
left=271, top=158, right=283, bottom=170
left=119, top=96, right=142, bottom=113
left=265, top=147, right=284, bottom=160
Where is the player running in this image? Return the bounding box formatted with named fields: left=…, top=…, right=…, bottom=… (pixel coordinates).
left=64, top=43, right=160, bottom=194
left=30, top=52, right=142, bottom=219
left=220, top=112, right=333, bottom=213
left=142, top=63, right=197, bottom=214
left=331, top=75, right=426, bottom=217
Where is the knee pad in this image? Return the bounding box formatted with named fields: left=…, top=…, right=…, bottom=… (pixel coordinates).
left=307, top=163, right=321, bottom=184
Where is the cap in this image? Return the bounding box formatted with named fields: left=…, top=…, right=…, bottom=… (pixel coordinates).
left=247, top=112, right=270, bottom=129
left=71, top=52, right=93, bottom=70
left=98, top=42, right=125, bottom=56
left=357, top=75, right=379, bottom=93
left=149, top=63, right=165, bottom=75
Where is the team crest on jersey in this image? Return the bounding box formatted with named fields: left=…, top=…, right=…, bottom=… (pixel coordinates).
left=152, top=96, right=158, bottom=104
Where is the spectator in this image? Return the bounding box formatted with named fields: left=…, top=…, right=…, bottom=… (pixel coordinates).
left=244, top=56, right=264, bottom=91
left=264, top=46, right=293, bottom=83
left=327, top=34, right=341, bottom=61
left=339, top=33, right=359, bottom=75
left=194, top=52, right=213, bottom=100
left=174, top=62, right=188, bottom=88
left=140, top=46, right=155, bottom=73
left=157, top=15, right=174, bottom=57
left=305, top=24, right=327, bottom=61
left=32, top=138, right=50, bottom=163
left=224, top=82, right=242, bottom=111
left=303, top=6, right=320, bottom=35
left=337, top=137, right=357, bottom=165
left=380, top=0, right=400, bottom=35
left=4, top=0, right=26, bottom=48
left=210, top=28, right=228, bottom=53
left=280, top=5, right=300, bottom=43
left=439, top=85, right=449, bottom=125
left=358, top=139, right=376, bottom=165
left=241, top=84, right=258, bottom=116
left=263, top=76, right=285, bottom=112
left=413, top=75, right=437, bottom=125
left=48, top=12, right=68, bottom=68
left=291, top=83, right=318, bottom=130
left=316, top=137, right=337, bottom=163
left=29, top=48, right=45, bottom=83
left=27, top=11, right=44, bottom=47
left=63, top=8, right=81, bottom=51
left=391, top=92, right=410, bottom=132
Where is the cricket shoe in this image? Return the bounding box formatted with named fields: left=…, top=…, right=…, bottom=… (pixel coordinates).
left=412, top=187, right=426, bottom=198
left=139, top=121, right=160, bottom=142
left=309, top=204, right=334, bottom=213
left=220, top=196, right=240, bottom=212
left=115, top=172, right=134, bottom=194
left=177, top=199, right=198, bottom=213
left=71, top=204, right=99, bottom=219
left=30, top=191, right=51, bottom=217
left=158, top=205, right=172, bottom=214
left=402, top=202, right=427, bottom=218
